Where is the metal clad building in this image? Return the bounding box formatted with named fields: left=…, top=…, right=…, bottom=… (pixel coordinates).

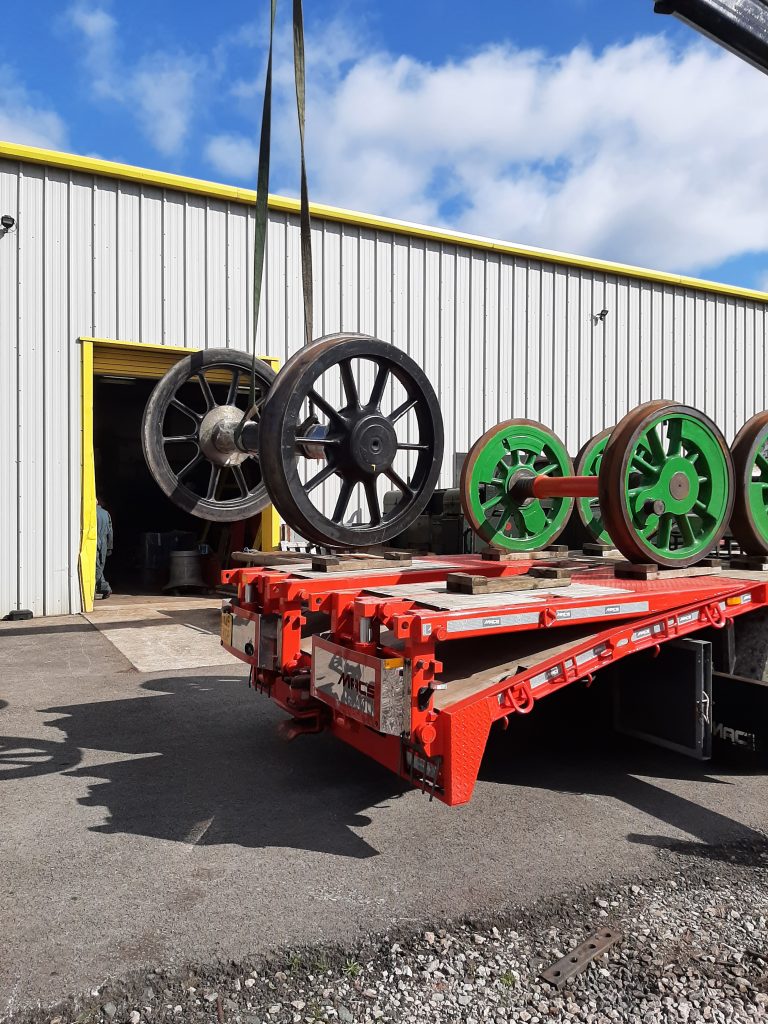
left=2, top=141, right=768, bottom=617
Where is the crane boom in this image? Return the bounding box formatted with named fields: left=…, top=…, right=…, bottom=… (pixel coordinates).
left=655, top=0, right=768, bottom=74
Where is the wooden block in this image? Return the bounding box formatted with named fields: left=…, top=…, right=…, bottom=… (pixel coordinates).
left=481, top=545, right=568, bottom=563
left=382, top=550, right=413, bottom=564
left=727, top=555, right=768, bottom=571
left=231, top=550, right=308, bottom=566
left=309, top=550, right=413, bottom=573
left=582, top=543, right=621, bottom=557
left=613, top=561, right=659, bottom=580
left=446, top=572, right=572, bottom=595
left=614, top=561, right=723, bottom=581
left=528, top=565, right=574, bottom=580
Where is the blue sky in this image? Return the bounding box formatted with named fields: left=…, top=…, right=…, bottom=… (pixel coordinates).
left=4, top=1, right=768, bottom=289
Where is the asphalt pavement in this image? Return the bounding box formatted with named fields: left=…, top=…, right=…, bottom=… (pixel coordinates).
left=1, top=613, right=766, bottom=1015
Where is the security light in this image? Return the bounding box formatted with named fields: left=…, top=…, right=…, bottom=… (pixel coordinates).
left=0, top=214, right=15, bottom=230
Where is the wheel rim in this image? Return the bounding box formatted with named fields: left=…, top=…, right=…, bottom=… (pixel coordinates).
left=258, top=334, right=443, bottom=548
left=142, top=349, right=276, bottom=522
left=575, top=428, right=612, bottom=545
left=460, top=419, right=574, bottom=551
left=730, top=410, right=768, bottom=555
left=600, top=401, right=734, bottom=567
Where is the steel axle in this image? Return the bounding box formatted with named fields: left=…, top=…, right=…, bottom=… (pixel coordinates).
left=515, top=475, right=600, bottom=500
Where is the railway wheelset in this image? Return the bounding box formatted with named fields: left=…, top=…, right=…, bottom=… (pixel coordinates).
left=143, top=334, right=768, bottom=567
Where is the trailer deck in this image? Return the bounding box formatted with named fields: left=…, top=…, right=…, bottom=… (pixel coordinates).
left=219, top=554, right=768, bottom=805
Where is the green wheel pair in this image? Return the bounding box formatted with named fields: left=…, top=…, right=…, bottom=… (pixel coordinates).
left=460, top=401, right=736, bottom=568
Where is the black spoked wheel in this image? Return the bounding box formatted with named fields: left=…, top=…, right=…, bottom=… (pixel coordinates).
left=259, top=334, right=444, bottom=547
left=142, top=349, right=277, bottom=522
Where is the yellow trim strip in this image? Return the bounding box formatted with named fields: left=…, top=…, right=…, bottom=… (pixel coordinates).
left=78, top=340, right=97, bottom=612
left=5, top=140, right=768, bottom=305
left=79, top=335, right=280, bottom=372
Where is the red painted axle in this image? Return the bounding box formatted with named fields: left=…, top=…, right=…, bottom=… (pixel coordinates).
left=530, top=475, right=600, bottom=499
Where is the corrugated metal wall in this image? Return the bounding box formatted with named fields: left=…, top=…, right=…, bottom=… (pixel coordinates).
left=2, top=155, right=768, bottom=616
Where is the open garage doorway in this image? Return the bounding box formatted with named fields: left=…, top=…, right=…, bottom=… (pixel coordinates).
left=79, top=339, right=279, bottom=611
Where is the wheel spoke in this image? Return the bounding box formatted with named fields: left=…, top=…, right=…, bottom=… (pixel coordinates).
left=226, top=369, right=242, bottom=406
left=171, top=398, right=202, bottom=424
left=231, top=464, right=250, bottom=497
left=397, top=442, right=430, bottom=451
left=384, top=467, right=413, bottom=495
left=163, top=434, right=198, bottom=444
left=666, top=418, right=683, bottom=457
left=676, top=514, right=695, bottom=547
left=332, top=480, right=354, bottom=522
left=495, top=505, right=514, bottom=536
left=481, top=493, right=503, bottom=512
left=339, top=359, right=360, bottom=409
left=656, top=514, right=673, bottom=550
left=305, top=463, right=337, bottom=494
left=295, top=434, right=340, bottom=446
left=631, top=453, right=658, bottom=476
left=310, top=389, right=345, bottom=426
left=206, top=465, right=222, bottom=500
left=645, top=427, right=665, bottom=464
left=177, top=451, right=204, bottom=481
left=368, top=363, right=390, bottom=409
left=364, top=479, right=381, bottom=524
left=390, top=396, right=418, bottom=424
left=198, top=374, right=216, bottom=411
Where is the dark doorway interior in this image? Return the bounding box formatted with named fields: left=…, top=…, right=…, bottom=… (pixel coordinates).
left=92, top=376, right=251, bottom=594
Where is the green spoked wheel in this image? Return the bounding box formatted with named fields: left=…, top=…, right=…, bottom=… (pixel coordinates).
left=730, top=411, right=768, bottom=555
left=460, top=419, right=574, bottom=551
left=575, top=427, right=612, bottom=545
left=600, top=401, right=734, bottom=568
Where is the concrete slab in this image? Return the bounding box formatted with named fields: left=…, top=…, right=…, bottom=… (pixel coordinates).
left=82, top=597, right=232, bottom=671
left=1, top=617, right=766, bottom=1013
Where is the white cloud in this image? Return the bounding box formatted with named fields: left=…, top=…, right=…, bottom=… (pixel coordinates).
left=204, top=133, right=259, bottom=179
left=207, top=32, right=768, bottom=276
left=66, top=2, right=201, bottom=155
left=0, top=66, right=68, bottom=149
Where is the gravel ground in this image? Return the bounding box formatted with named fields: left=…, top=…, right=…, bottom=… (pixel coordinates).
left=6, top=838, right=767, bottom=1024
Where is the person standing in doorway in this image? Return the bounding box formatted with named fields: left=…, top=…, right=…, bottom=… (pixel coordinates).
left=95, top=496, right=113, bottom=600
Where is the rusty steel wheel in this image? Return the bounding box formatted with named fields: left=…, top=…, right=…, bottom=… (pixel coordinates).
left=730, top=410, right=768, bottom=555
left=599, top=400, right=734, bottom=568
left=460, top=419, right=574, bottom=551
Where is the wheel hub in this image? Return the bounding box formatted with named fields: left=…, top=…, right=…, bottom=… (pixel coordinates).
left=506, top=467, right=536, bottom=505
left=344, top=413, right=398, bottom=476
left=199, top=406, right=250, bottom=467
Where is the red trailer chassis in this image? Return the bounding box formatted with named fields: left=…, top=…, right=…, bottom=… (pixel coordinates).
left=219, top=555, right=768, bottom=805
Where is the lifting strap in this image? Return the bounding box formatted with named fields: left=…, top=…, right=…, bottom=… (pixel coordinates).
left=246, top=0, right=313, bottom=415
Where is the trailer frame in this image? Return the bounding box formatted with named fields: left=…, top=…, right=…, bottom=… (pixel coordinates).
left=219, top=554, right=768, bottom=805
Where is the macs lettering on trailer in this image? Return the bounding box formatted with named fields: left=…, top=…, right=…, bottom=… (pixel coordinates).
left=328, top=652, right=376, bottom=716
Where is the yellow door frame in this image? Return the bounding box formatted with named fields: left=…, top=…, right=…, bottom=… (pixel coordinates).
left=78, top=337, right=281, bottom=612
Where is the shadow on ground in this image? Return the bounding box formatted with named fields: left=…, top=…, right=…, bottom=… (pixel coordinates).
left=479, top=676, right=767, bottom=859
left=37, top=674, right=406, bottom=859
left=1, top=668, right=765, bottom=862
